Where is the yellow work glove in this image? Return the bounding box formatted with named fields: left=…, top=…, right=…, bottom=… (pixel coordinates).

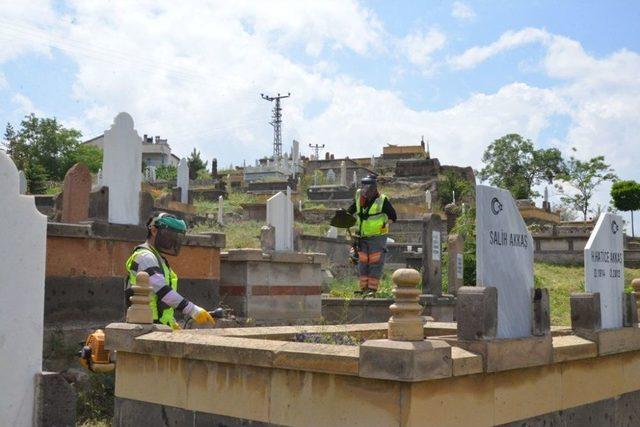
left=191, top=305, right=216, bottom=327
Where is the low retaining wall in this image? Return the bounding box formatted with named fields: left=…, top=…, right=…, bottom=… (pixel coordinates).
left=43, top=222, right=224, bottom=369
left=108, top=322, right=640, bottom=426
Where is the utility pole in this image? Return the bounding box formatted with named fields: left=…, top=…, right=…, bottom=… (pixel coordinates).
left=261, top=92, right=290, bottom=160
left=308, top=143, right=325, bottom=160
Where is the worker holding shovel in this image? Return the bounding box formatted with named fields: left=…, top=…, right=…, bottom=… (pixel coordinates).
left=332, top=174, right=397, bottom=296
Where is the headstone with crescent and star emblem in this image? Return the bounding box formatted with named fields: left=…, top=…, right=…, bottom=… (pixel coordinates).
left=584, top=212, right=625, bottom=329
left=476, top=185, right=534, bottom=338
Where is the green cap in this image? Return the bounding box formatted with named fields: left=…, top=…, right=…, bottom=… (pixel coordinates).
left=151, top=213, right=187, bottom=233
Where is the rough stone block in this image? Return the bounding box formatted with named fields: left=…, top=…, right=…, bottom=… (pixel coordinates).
left=88, top=186, right=108, bottom=220
left=358, top=338, right=452, bottom=382
left=532, top=288, right=551, bottom=336
left=623, top=293, right=638, bottom=327
left=35, top=372, right=76, bottom=427
left=456, top=286, right=497, bottom=340
left=570, top=292, right=601, bottom=331
left=552, top=335, right=597, bottom=363
left=453, top=335, right=553, bottom=372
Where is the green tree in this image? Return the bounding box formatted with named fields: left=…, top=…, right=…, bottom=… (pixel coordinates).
left=156, top=165, right=177, bottom=181
left=2, top=114, right=83, bottom=181
left=451, top=206, right=476, bottom=286
left=438, top=169, right=473, bottom=206
left=611, top=180, right=640, bottom=236
left=479, top=134, right=565, bottom=199
left=187, top=148, right=208, bottom=180
left=65, top=144, right=103, bottom=173
left=556, top=150, right=617, bottom=221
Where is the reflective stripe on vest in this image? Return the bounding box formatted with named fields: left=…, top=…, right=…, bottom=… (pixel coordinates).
left=355, top=190, right=389, bottom=237
left=125, top=245, right=178, bottom=326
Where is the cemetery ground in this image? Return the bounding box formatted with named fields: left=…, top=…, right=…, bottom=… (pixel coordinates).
left=191, top=192, right=640, bottom=327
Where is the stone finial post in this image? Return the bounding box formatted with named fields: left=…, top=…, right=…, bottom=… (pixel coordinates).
left=388, top=268, right=424, bottom=341
left=126, top=272, right=153, bottom=324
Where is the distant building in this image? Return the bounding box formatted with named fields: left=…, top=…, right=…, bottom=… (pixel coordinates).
left=382, top=137, right=429, bottom=159
left=83, top=134, right=180, bottom=167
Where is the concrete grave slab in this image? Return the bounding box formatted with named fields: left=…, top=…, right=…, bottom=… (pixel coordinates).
left=102, top=112, right=141, bottom=225
left=476, top=185, right=534, bottom=338
left=584, top=212, right=625, bottom=329
left=0, top=151, right=47, bottom=427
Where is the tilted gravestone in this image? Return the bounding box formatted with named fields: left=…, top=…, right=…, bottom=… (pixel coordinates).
left=476, top=185, right=534, bottom=339
left=421, top=213, right=442, bottom=296
left=266, top=191, right=294, bottom=251
left=177, top=158, right=189, bottom=204
left=584, top=213, right=625, bottom=329
left=0, top=151, right=47, bottom=426
left=102, top=112, right=141, bottom=225
left=61, top=163, right=91, bottom=224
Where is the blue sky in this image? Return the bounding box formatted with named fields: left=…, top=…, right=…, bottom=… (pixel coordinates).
left=1, top=0, right=639, bottom=223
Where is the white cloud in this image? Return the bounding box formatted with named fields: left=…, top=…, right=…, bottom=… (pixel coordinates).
left=452, top=2, right=476, bottom=21
left=398, top=28, right=446, bottom=67
left=0, top=2, right=638, bottom=219
left=12, top=93, right=43, bottom=116
left=449, top=28, right=551, bottom=69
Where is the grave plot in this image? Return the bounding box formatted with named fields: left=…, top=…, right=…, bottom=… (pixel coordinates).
left=107, top=264, right=640, bottom=426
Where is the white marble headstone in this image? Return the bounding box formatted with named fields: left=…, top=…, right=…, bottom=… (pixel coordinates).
left=326, top=169, right=336, bottom=183
left=425, top=190, right=432, bottom=210
left=0, top=152, right=46, bottom=427
left=352, top=171, right=357, bottom=186
left=217, top=195, right=224, bottom=225
left=476, top=185, right=534, bottom=338
left=584, top=213, right=625, bottom=329
left=267, top=191, right=294, bottom=251
left=326, top=226, right=338, bottom=239
left=177, top=158, right=189, bottom=204
left=102, top=112, right=141, bottom=225
left=18, top=170, right=27, bottom=194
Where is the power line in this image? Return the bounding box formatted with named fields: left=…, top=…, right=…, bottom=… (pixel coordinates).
left=260, top=92, right=290, bottom=160
left=308, top=143, right=325, bottom=159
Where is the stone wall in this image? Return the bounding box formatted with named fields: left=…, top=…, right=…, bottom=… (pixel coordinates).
left=108, top=323, right=640, bottom=427
left=43, top=222, right=224, bottom=368
left=395, top=158, right=441, bottom=178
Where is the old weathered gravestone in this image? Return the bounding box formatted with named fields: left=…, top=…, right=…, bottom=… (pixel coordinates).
left=476, top=185, right=534, bottom=338
left=177, top=158, right=189, bottom=204
left=425, top=190, right=432, bottom=211
left=0, top=151, right=47, bottom=427
left=61, top=163, right=91, bottom=224
left=266, top=191, right=294, bottom=251
left=584, top=212, right=625, bottom=329
left=448, top=233, right=464, bottom=295
left=102, top=112, right=141, bottom=225
left=340, top=160, right=347, bottom=187
left=326, top=169, right=336, bottom=183
left=421, top=213, right=442, bottom=296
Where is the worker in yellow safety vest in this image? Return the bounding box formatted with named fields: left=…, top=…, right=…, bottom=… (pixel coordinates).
left=125, top=212, right=216, bottom=329
left=347, top=174, right=397, bottom=295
